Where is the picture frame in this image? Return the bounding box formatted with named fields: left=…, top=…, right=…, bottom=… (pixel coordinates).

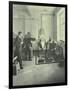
left=9, top=1, right=67, bottom=89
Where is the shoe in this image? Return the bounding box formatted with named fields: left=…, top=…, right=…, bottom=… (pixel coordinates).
left=20, top=67, right=23, bottom=69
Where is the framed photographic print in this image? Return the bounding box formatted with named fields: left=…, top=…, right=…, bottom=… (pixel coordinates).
left=9, top=1, right=67, bottom=89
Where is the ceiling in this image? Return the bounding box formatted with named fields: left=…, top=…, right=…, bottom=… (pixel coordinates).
left=13, top=4, right=58, bottom=18
left=27, top=5, right=57, bottom=18
left=28, top=5, right=56, bottom=14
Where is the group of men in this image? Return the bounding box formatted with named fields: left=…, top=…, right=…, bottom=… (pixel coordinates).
left=14, top=31, right=35, bottom=69
left=13, top=31, right=64, bottom=70
left=35, top=38, right=64, bottom=63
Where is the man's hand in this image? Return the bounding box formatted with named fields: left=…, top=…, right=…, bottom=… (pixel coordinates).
left=21, top=42, right=23, bottom=44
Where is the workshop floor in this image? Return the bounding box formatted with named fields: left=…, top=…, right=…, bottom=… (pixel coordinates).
left=13, top=57, right=65, bottom=86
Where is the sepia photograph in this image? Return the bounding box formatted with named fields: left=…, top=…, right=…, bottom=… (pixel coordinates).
left=9, top=1, right=67, bottom=88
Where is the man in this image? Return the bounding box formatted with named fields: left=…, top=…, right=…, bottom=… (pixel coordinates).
left=55, top=41, right=64, bottom=62
left=23, top=32, right=35, bottom=61
left=14, top=32, right=23, bottom=69
left=38, top=39, right=42, bottom=50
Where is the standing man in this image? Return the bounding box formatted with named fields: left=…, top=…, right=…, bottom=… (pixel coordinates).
left=23, top=32, right=35, bottom=61
left=14, top=32, right=23, bottom=69
left=23, top=32, right=32, bottom=61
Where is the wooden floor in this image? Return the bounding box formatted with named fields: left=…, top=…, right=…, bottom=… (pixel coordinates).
left=13, top=56, right=65, bottom=86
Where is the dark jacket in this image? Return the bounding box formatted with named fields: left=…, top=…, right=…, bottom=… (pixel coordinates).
left=14, top=36, right=22, bottom=59
left=38, top=40, right=42, bottom=49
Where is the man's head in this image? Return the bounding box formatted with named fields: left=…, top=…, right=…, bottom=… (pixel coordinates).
left=18, top=31, right=22, bottom=35
left=48, top=38, right=51, bottom=42
left=27, top=32, right=31, bottom=38
left=18, top=31, right=22, bottom=38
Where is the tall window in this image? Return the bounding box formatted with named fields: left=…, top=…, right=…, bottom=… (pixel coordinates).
left=40, top=14, right=53, bottom=41
left=57, top=8, right=65, bottom=41
left=60, top=11, right=65, bottom=41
